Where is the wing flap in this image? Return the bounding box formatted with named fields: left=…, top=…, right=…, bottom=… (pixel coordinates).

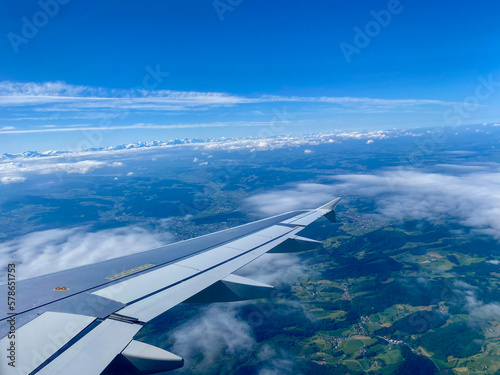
left=37, top=318, right=142, bottom=375
left=0, top=312, right=96, bottom=375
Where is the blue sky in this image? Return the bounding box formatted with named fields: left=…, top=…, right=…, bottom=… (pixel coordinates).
left=1, top=0, right=499, bottom=153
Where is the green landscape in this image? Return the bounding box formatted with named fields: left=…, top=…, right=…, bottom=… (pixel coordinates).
left=137, top=199, right=500, bottom=374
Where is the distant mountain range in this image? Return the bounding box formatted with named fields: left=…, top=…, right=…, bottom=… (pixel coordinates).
left=0, top=138, right=225, bottom=161
left=3, top=124, right=489, bottom=162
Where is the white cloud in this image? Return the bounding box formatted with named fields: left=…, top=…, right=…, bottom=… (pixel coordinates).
left=0, top=80, right=463, bottom=127
left=329, top=167, right=500, bottom=238
left=259, top=94, right=457, bottom=107
left=486, top=259, right=500, bottom=265
left=454, top=280, right=500, bottom=321
left=0, top=81, right=245, bottom=110
left=366, top=139, right=374, bottom=144
left=236, top=253, right=309, bottom=287
left=0, top=225, right=174, bottom=280
left=201, top=130, right=409, bottom=154
left=471, top=303, right=500, bottom=321
left=126, top=171, right=134, bottom=176
left=170, top=304, right=256, bottom=373
left=258, top=356, right=300, bottom=375
left=245, top=163, right=500, bottom=239
left=303, top=149, right=313, bottom=154
left=0, top=159, right=124, bottom=182
left=0, top=81, right=458, bottom=109
left=0, top=127, right=438, bottom=159
left=169, top=295, right=303, bottom=373
left=0, top=176, right=26, bottom=184
left=0, top=160, right=118, bottom=175
left=0, top=121, right=276, bottom=134
left=245, top=183, right=336, bottom=217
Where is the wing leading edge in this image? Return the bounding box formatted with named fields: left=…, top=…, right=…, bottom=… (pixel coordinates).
left=0, top=198, right=341, bottom=375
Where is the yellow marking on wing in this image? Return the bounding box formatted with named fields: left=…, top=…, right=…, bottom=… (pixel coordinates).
left=54, top=286, right=70, bottom=291
left=106, top=264, right=155, bottom=280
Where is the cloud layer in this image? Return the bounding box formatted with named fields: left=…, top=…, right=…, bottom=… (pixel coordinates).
left=0, top=80, right=465, bottom=140
left=0, top=225, right=173, bottom=280
left=0, top=127, right=425, bottom=184
left=170, top=304, right=257, bottom=373
left=0, top=160, right=123, bottom=184
left=0, top=81, right=456, bottom=113
left=245, top=163, right=500, bottom=239
left=454, top=280, right=500, bottom=322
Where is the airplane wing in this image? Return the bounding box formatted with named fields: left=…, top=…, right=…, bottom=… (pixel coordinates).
left=0, top=198, right=341, bottom=375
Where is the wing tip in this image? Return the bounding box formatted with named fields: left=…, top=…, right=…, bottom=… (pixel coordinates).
left=317, top=197, right=342, bottom=212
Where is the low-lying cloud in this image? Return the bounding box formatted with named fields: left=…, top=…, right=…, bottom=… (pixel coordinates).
left=235, top=253, right=309, bottom=287
left=0, top=160, right=123, bottom=184
left=0, top=176, right=26, bottom=184
left=169, top=302, right=304, bottom=374
left=166, top=252, right=309, bottom=374
left=245, top=183, right=337, bottom=217
left=245, top=163, right=500, bottom=239
left=0, top=225, right=173, bottom=280
left=1, top=128, right=421, bottom=160
left=171, top=304, right=257, bottom=373
left=453, top=280, right=500, bottom=322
